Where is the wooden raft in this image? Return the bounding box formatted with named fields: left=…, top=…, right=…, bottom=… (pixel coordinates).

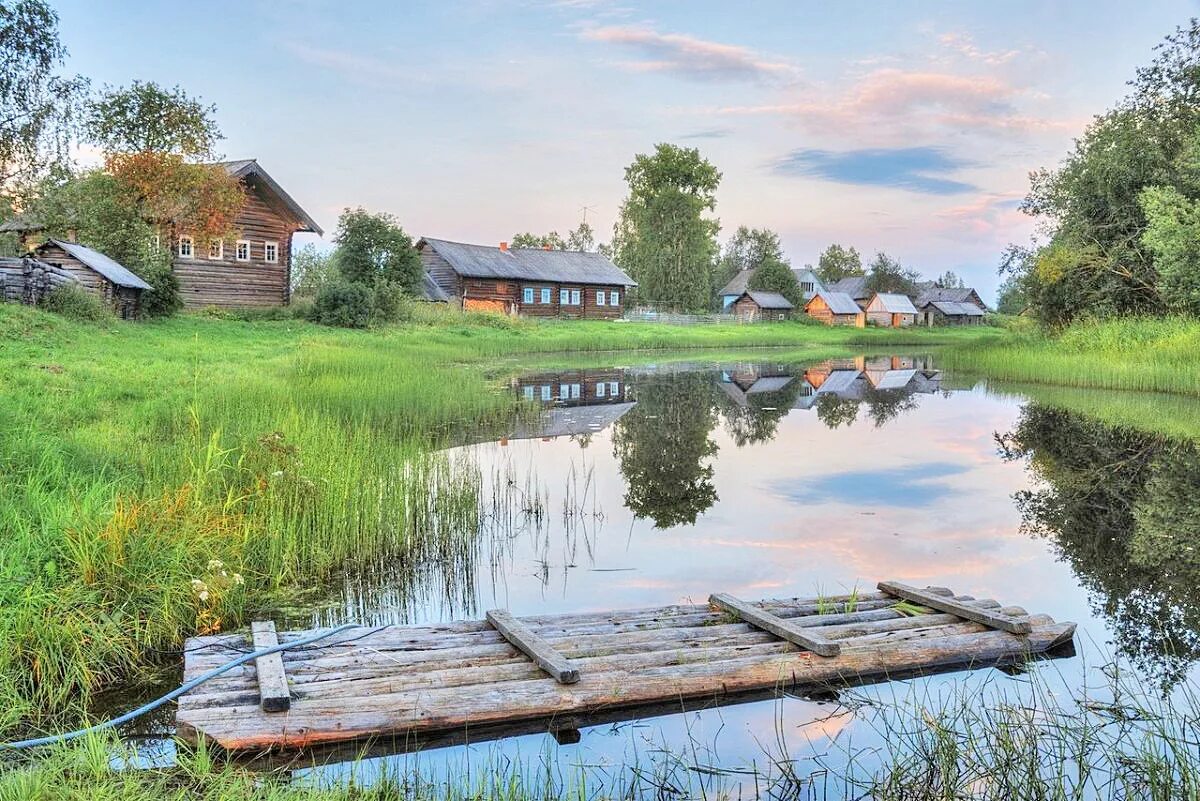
left=175, top=582, right=1076, bottom=752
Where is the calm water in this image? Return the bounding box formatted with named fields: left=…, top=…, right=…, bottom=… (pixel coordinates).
left=123, top=352, right=1200, bottom=793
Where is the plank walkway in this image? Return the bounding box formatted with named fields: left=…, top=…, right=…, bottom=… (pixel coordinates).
left=176, top=582, right=1076, bottom=752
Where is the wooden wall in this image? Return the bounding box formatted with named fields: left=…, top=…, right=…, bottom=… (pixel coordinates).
left=36, top=243, right=110, bottom=298
left=515, top=282, right=624, bottom=319
left=174, top=184, right=299, bottom=309
left=421, top=247, right=464, bottom=305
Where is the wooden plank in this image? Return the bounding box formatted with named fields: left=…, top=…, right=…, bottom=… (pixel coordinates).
left=877, top=581, right=1032, bottom=634
left=250, top=621, right=291, bottom=712
left=709, top=593, right=841, bottom=657
left=486, top=609, right=580, bottom=684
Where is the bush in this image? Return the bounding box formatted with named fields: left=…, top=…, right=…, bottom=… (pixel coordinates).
left=137, top=257, right=183, bottom=318
left=309, top=279, right=373, bottom=328
left=40, top=284, right=113, bottom=322
left=371, top=280, right=415, bottom=324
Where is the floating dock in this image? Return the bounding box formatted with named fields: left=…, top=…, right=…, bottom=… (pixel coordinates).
left=176, top=581, right=1076, bottom=752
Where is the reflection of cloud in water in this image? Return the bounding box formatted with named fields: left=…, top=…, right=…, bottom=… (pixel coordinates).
left=771, top=462, right=965, bottom=507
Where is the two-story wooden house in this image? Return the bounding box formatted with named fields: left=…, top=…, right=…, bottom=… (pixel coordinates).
left=417, top=237, right=636, bottom=319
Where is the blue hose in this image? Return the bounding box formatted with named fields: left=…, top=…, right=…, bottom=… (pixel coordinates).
left=0, top=622, right=359, bottom=750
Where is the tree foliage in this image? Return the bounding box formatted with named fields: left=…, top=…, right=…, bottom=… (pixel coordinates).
left=0, top=0, right=86, bottom=187
left=86, top=82, right=221, bottom=159
left=511, top=221, right=598, bottom=252
left=747, top=255, right=803, bottom=307
left=291, top=243, right=336, bottom=298
left=935, top=270, right=964, bottom=288
left=864, top=252, right=919, bottom=296
left=611, top=143, right=721, bottom=311
left=715, top=226, right=786, bottom=300
left=815, top=243, right=863, bottom=283
left=333, top=208, right=422, bottom=292
left=1140, top=184, right=1200, bottom=315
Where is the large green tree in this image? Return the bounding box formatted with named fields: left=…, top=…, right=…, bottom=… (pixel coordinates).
left=86, top=82, right=221, bottom=159
left=714, top=225, right=785, bottom=300
left=747, top=255, right=803, bottom=307
left=815, top=243, right=863, bottom=283
left=611, top=143, right=721, bottom=312
left=333, top=208, right=422, bottom=293
left=864, top=252, right=919, bottom=296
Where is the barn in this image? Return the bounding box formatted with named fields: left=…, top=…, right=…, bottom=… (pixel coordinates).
left=865, top=292, right=918, bottom=327
left=418, top=238, right=636, bottom=318
left=804, top=290, right=865, bottom=326
left=917, top=299, right=986, bottom=326
left=731, top=290, right=793, bottom=321
left=33, top=239, right=151, bottom=318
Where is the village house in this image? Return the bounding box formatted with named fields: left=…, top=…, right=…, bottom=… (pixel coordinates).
left=825, top=276, right=873, bottom=310
left=718, top=266, right=823, bottom=309
left=803, top=290, right=865, bottom=326
left=731, top=290, right=793, bottom=322
left=865, top=292, right=918, bottom=327
left=917, top=299, right=986, bottom=326
left=915, top=285, right=987, bottom=312
left=417, top=238, right=636, bottom=318
left=33, top=239, right=151, bottom=318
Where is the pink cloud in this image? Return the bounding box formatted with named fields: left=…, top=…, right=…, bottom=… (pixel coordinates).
left=582, top=25, right=798, bottom=84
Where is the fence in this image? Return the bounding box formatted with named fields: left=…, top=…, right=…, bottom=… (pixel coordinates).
left=622, top=305, right=745, bottom=325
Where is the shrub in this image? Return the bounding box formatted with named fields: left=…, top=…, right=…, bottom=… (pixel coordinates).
left=137, top=257, right=183, bottom=318
left=371, top=280, right=415, bottom=324
left=309, top=279, right=373, bottom=328
left=40, top=284, right=113, bottom=322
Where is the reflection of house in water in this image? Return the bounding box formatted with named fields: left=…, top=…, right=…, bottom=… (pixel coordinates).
left=508, top=369, right=635, bottom=441
left=717, top=368, right=795, bottom=407
left=793, top=356, right=942, bottom=410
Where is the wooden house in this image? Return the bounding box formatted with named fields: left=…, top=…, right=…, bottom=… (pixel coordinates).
left=917, top=299, right=985, bottom=326
left=826, top=276, right=872, bottom=309
left=33, top=239, right=151, bottom=318
left=865, top=292, right=918, bottom=327
left=719, top=267, right=823, bottom=309
left=731, top=290, right=793, bottom=321
left=915, top=285, right=987, bottom=313
left=418, top=238, right=636, bottom=319
left=804, top=291, right=865, bottom=326
left=172, top=160, right=322, bottom=309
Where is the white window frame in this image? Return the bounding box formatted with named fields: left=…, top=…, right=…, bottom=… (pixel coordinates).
left=208, top=239, right=223, bottom=260
left=264, top=241, right=278, bottom=264
left=596, top=382, right=606, bottom=398
left=609, top=381, right=619, bottom=396
left=570, top=384, right=580, bottom=399
left=559, top=384, right=569, bottom=400
left=596, top=290, right=606, bottom=306
left=560, top=288, right=570, bottom=305
left=178, top=235, right=194, bottom=259
left=570, top=289, right=580, bottom=305
left=540, top=287, right=551, bottom=305
left=541, top=385, right=552, bottom=401
left=523, top=287, right=534, bottom=304
left=523, top=386, right=534, bottom=400
left=236, top=240, right=251, bottom=262
left=610, top=290, right=620, bottom=306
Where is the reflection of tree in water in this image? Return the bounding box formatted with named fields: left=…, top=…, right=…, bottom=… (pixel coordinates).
left=717, top=379, right=804, bottom=446
left=861, top=387, right=920, bottom=428
left=999, top=403, right=1200, bottom=688
left=815, top=393, right=859, bottom=429
left=611, top=372, right=720, bottom=528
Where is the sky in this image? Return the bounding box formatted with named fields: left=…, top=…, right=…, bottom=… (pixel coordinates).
left=53, top=0, right=1200, bottom=302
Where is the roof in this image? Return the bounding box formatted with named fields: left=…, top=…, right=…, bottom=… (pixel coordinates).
left=828, top=276, right=870, bottom=299
left=37, top=239, right=152, bottom=290
left=215, top=159, right=323, bottom=236
left=419, top=272, right=450, bottom=302
left=745, top=375, right=794, bottom=393
left=511, top=402, right=636, bottom=440
left=916, top=286, right=983, bottom=307
left=719, top=267, right=823, bottom=298
left=924, top=299, right=985, bottom=316
left=418, top=238, right=637, bottom=287
left=741, top=290, right=793, bottom=310
left=871, top=369, right=918, bottom=390
left=807, top=290, right=861, bottom=315
left=870, top=292, right=918, bottom=314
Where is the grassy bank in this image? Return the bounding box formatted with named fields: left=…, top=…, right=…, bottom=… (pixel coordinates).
left=939, top=315, right=1200, bottom=396
left=0, top=305, right=994, bottom=732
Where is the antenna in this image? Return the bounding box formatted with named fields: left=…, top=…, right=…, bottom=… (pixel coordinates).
left=579, top=205, right=596, bottom=223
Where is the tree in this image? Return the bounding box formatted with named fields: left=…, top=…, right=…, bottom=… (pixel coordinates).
left=86, top=82, right=221, bottom=159
left=333, top=208, right=422, bottom=293
left=815, top=244, right=863, bottom=283
left=565, top=220, right=596, bottom=251
left=935, top=270, right=965, bottom=288
left=291, top=244, right=337, bottom=298
left=747, top=255, right=803, bottom=307
left=1140, top=184, right=1200, bottom=315
left=864, top=252, right=919, bottom=296
left=0, top=1, right=86, bottom=186
left=715, top=226, right=786, bottom=300
left=611, top=143, right=721, bottom=312
left=511, top=231, right=565, bottom=250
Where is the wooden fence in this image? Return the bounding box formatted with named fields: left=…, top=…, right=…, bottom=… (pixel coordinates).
left=0, top=257, right=78, bottom=306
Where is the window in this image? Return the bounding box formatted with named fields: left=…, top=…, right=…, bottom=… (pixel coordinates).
left=523, top=386, right=534, bottom=400
left=178, top=235, right=193, bottom=258
left=523, top=287, right=534, bottom=304
left=596, top=290, right=606, bottom=306
left=609, top=381, right=619, bottom=397
left=559, top=384, right=569, bottom=400
left=208, top=239, right=223, bottom=260
left=264, top=242, right=278, bottom=263
left=540, top=287, right=551, bottom=304
left=570, top=289, right=580, bottom=305
left=540, top=385, right=552, bottom=401
left=570, top=384, right=580, bottom=399
left=560, top=289, right=570, bottom=305
left=236, top=240, right=251, bottom=262
left=596, top=382, right=606, bottom=398
left=610, top=290, right=620, bottom=306
left=801, top=282, right=814, bottom=294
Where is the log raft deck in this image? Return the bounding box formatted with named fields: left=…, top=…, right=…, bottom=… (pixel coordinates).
left=176, top=581, right=1076, bottom=753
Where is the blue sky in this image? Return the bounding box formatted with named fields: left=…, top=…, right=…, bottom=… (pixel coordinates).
left=54, top=0, right=1199, bottom=301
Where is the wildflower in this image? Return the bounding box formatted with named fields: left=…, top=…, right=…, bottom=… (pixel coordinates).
left=190, top=579, right=207, bottom=592
left=232, top=573, right=245, bottom=586
left=198, top=590, right=210, bottom=602
left=206, top=559, right=224, bottom=572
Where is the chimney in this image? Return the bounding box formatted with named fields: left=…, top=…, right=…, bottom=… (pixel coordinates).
left=499, top=241, right=508, bottom=252
left=543, top=244, right=551, bottom=250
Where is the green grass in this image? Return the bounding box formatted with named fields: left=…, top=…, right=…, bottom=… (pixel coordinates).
left=0, top=304, right=995, bottom=733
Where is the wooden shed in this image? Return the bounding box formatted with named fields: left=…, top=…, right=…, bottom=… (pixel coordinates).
left=917, top=299, right=985, bottom=326
left=731, top=290, right=793, bottom=322
left=865, top=292, right=918, bottom=327
left=804, top=291, right=865, bottom=327
left=33, top=239, right=151, bottom=319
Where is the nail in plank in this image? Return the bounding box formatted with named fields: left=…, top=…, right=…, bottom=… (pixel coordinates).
left=877, top=581, right=1032, bottom=634
left=486, top=609, right=581, bottom=683
left=250, top=621, right=291, bottom=712
left=709, top=593, right=841, bottom=657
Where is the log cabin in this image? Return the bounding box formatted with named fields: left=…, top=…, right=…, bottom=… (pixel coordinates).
left=418, top=238, right=636, bottom=319
left=172, top=160, right=323, bottom=309
left=804, top=291, right=865, bottom=327
left=917, top=299, right=986, bottom=326
left=33, top=239, right=151, bottom=318
left=865, top=292, right=918, bottom=327
left=719, top=267, right=823, bottom=309
left=731, top=290, right=793, bottom=322
left=914, top=285, right=987, bottom=312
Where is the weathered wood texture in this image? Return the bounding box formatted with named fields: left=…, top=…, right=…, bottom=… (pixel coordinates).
left=251, top=622, right=291, bottom=712
left=709, top=593, right=840, bottom=656
left=877, top=581, right=1032, bottom=634
left=0, top=257, right=79, bottom=306
left=176, top=585, right=1074, bottom=753
left=486, top=609, right=580, bottom=684
left=803, top=294, right=864, bottom=327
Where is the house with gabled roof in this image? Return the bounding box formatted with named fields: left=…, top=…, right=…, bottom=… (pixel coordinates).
left=804, top=290, right=865, bottom=326
left=826, top=276, right=872, bottom=309
left=417, top=237, right=636, bottom=318
left=731, top=290, right=793, bottom=321
left=33, top=239, right=151, bottom=318
left=865, top=292, right=918, bottom=327
left=914, top=284, right=987, bottom=312
left=718, top=267, right=823, bottom=309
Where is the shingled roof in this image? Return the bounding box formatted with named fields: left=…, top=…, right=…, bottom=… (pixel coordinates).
left=38, top=239, right=151, bottom=290
left=419, top=238, right=636, bottom=287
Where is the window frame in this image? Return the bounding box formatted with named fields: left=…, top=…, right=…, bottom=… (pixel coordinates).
left=178, top=235, right=194, bottom=259
left=540, top=287, right=551, bottom=305
left=235, top=240, right=251, bottom=262
left=596, top=290, right=606, bottom=306
left=610, top=290, right=620, bottom=306
left=596, top=382, right=606, bottom=398
left=570, top=289, right=580, bottom=306
left=264, top=241, right=279, bottom=264
left=522, top=287, right=535, bottom=304
left=208, top=239, right=223, bottom=260
left=560, top=288, right=570, bottom=305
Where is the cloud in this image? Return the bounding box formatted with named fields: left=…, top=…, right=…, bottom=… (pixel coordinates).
left=934, top=192, right=1030, bottom=237
left=285, top=42, right=408, bottom=84
left=581, top=25, right=797, bottom=84
left=678, top=127, right=734, bottom=140
left=937, top=32, right=1023, bottom=66
left=773, top=147, right=977, bottom=195
left=771, top=462, right=965, bottom=508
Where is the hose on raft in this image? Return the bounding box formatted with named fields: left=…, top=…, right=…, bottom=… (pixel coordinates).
left=0, top=622, right=359, bottom=751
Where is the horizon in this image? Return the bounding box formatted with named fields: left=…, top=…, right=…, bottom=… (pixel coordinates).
left=54, top=0, right=1198, bottom=303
